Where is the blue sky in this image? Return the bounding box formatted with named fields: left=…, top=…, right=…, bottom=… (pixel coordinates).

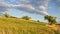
left=0, top=0, right=60, bottom=23
left=7, top=9, right=45, bottom=22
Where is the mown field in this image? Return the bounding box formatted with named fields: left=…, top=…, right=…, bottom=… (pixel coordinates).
left=0, top=17, right=60, bottom=34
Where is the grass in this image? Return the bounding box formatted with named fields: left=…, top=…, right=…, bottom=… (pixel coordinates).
left=0, top=17, right=60, bottom=34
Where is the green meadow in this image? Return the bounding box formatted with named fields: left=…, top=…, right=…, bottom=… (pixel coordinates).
left=0, top=17, right=59, bottom=34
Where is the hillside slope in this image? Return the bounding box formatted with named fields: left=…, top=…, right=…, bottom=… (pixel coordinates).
left=0, top=17, right=59, bottom=34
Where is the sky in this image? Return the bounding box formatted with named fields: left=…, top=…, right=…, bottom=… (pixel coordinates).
left=0, top=0, right=60, bottom=23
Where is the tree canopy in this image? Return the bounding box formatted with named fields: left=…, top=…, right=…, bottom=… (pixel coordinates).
left=21, top=16, right=31, bottom=20
left=44, top=15, right=57, bottom=25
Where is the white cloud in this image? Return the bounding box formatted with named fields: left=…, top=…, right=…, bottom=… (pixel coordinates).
left=0, top=0, right=49, bottom=15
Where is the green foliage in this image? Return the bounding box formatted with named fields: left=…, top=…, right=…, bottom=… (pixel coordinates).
left=4, top=13, right=17, bottom=18
left=37, top=20, right=40, bottom=22
left=21, top=16, right=31, bottom=20
left=44, top=15, right=57, bottom=25
left=4, top=13, right=10, bottom=18
left=10, top=16, right=17, bottom=18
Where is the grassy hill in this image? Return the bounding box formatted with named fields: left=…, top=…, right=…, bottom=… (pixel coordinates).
left=0, top=17, right=60, bottom=34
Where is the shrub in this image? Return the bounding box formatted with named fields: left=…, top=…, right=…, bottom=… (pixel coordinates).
left=21, top=16, right=31, bottom=20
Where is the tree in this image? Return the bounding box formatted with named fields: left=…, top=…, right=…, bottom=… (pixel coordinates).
left=21, top=16, right=31, bottom=20
left=37, top=20, right=40, bottom=22
left=4, top=13, right=10, bottom=18
left=3, top=13, right=17, bottom=18
left=44, top=15, right=57, bottom=25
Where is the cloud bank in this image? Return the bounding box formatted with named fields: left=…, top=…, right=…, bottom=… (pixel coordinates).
left=50, top=0, right=60, bottom=8
left=0, top=0, right=49, bottom=15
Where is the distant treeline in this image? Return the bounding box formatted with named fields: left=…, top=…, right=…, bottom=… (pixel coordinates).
left=3, top=13, right=57, bottom=25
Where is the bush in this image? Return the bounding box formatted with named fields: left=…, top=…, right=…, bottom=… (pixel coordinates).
left=4, top=13, right=10, bottom=18
left=37, top=20, right=40, bottom=22
left=21, top=16, right=31, bottom=20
